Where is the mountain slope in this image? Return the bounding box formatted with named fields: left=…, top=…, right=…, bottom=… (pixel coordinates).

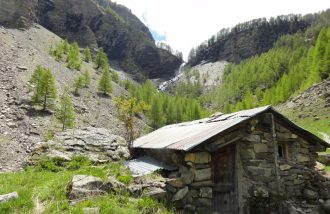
left=0, top=0, right=182, bottom=80
left=188, top=11, right=330, bottom=66
left=276, top=78, right=330, bottom=141
left=0, top=24, right=141, bottom=172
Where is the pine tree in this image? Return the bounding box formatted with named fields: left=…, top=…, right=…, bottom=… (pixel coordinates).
left=29, top=65, right=44, bottom=91
left=166, top=99, right=176, bottom=124
left=32, top=67, right=57, bottom=111
left=98, top=67, right=113, bottom=96
left=57, top=92, right=75, bottom=131
left=83, top=69, right=91, bottom=87
left=84, top=47, right=92, bottom=63
left=150, top=97, right=165, bottom=129
left=67, top=42, right=82, bottom=70
left=95, top=48, right=108, bottom=69
left=73, top=75, right=85, bottom=96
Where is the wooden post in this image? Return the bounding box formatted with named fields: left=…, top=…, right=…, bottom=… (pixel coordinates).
left=270, top=113, right=282, bottom=214
left=270, top=113, right=281, bottom=193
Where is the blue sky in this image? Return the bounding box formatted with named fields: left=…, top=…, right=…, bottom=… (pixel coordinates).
left=114, top=0, right=330, bottom=60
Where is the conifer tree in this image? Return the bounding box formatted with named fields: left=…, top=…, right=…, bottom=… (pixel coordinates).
left=165, top=99, right=176, bottom=124
left=84, top=47, right=92, bottom=63
left=98, top=67, right=113, bottom=96
left=67, top=42, right=82, bottom=70
left=29, top=65, right=44, bottom=91
left=57, top=92, right=75, bottom=131
left=95, top=48, right=109, bottom=69
left=83, top=69, right=91, bottom=87
left=73, top=75, right=85, bottom=96
left=150, top=97, right=165, bottom=129
left=32, top=67, right=57, bottom=111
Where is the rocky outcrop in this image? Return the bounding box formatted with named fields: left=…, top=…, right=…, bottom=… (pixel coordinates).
left=32, top=127, right=130, bottom=162
left=0, top=0, right=37, bottom=28
left=68, top=175, right=108, bottom=203
left=35, top=0, right=182, bottom=79
left=0, top=0, right=182, bottom=79
left=0, top=192, right=19, bottom=203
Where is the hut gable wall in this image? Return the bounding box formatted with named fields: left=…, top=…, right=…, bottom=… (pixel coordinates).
left=163, top=114, right=323, bottom=213
left=237, top=114, right=320, bottom=212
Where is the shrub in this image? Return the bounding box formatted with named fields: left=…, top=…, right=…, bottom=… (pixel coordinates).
left=66, top=155, right=91, bottom=170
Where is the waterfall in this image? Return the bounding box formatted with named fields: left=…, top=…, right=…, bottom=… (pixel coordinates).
left=158, top=62, right=186, bottom=91
left=175, top=63, right=186, bottom=76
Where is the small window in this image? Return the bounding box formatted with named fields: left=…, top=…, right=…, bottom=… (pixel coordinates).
left=278, top=144, right=287, bottom=159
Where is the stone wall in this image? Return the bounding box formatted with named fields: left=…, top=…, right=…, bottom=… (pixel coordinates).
left=151, top=114, right=326, bottom=213
left=165, top=152, right=213, bottom=213
left=237, top=116, right=324, bottom=213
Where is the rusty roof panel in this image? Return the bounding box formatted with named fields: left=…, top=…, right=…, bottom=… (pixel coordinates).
left=133, top=105, right=329, bottom=151
left=133, top=106, right=272, bottom=151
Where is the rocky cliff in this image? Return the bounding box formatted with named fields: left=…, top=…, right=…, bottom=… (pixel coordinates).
left=188, top=14, right=314, bottom=66
left=0, top=0, right=37, bottom=28
left=0, top=0, right=182, bottom=80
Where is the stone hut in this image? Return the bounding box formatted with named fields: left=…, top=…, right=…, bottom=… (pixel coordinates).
left=130, top=106, right=329, bottom=213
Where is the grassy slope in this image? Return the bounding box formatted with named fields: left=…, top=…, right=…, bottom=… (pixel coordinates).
left=277, top=78, right=330, bottom=141
left=0, top=159, right=173, bottom=214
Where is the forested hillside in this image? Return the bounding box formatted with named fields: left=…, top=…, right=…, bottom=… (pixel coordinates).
left=204, top=25, right=330, bottom=112
left=188, top=10, right=329, bottom=66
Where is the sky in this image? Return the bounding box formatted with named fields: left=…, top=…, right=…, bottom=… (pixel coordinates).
left=113, top=0, right=330, bottom=61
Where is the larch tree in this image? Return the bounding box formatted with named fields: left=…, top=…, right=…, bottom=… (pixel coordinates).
left=84, top=47, right=92, bottom=63
left=57, top=92, right=75, bottom=131
left=83, top=69, right=91, bottom=87
left=98, top=67, right=113, bottom=96
left=32, top=67, right=57, bottom=111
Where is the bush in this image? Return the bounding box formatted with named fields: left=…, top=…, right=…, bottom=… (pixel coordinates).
left=35, top=156, right=66, bottom=172
left=117, top=175, right=132, bottom=185
left=66, top=155, right=91, bottom=170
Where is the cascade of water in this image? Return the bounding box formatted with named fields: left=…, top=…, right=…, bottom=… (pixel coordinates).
left=158, top=63, right=186, bottom=91
left=175, top=63, right=186, bottom=76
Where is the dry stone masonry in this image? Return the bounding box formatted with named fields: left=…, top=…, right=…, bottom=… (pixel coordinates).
left=144, top=114, right=330, bottom=213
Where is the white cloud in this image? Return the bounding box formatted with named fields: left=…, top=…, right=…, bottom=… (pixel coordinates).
left=113, top=0, right=330, bottom=61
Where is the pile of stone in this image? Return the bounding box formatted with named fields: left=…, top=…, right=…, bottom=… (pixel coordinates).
left=32, top=127, right=130, bottom=163
left=165, top=152, right=212, bottom=213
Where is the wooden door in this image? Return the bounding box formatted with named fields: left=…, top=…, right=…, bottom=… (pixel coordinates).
left=212, top=144, right=238, bottom=214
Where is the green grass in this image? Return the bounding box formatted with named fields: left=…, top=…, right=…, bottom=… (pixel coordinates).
left=0, top=157, right=173, bottom=214
left=295, top=117, right=330, bottom=138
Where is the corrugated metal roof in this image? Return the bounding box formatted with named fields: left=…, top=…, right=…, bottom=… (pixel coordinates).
left=133, top=105, right=329, bottom=151
left=124, top=156, right=176, bottom=177
left=133, top=106, right=272, bottom=151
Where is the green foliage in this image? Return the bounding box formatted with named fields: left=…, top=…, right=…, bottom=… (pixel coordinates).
left=28, top=65, right=44, bottom=91
left=84, top=47, right=92, bottom=62
left=111, top=70, right=120, bottom=83
left=35, top=156, right=66, bottom=172
left=150, top=97, right=165, bottom=129
left=95, top=48, right=109, bottom=70
left=98, top=67, right=113, bottom=96
left=66, top=42, right=82, bottom=70
left=66, top=155, right=92, bottom=170
left=127, top=80, right=209, bottom=129
left=83, top=69, right=91, bottom=87
left=204, top=27, right=330, bottom=113
left=51, top=40, right=82, bottom=70
left=114, top=96, right=149, bottom=143
left=56, top=92, right=75, bottom=131
left=31, top=66, right=57, bottom=111
left=73, top=75, right=85, bottom=96
left=117, top=175, right=133, bottom=185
